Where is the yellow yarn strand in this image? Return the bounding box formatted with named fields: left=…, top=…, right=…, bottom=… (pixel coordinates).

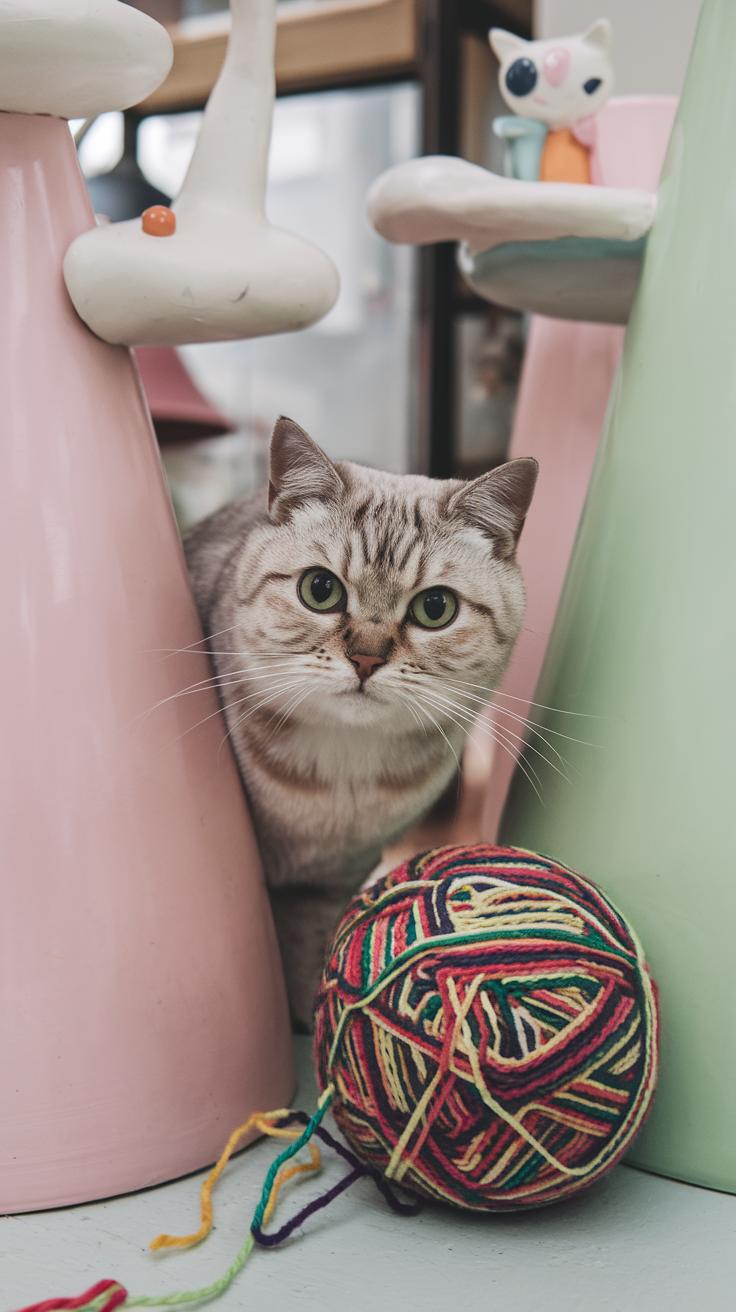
left=149, top=1110, right=322, bottom=1253
left=262, top=1141, right=322, bottom=1226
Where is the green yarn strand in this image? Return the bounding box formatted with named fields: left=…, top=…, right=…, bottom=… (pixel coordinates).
left=116, top=1090, right=333, bottom=1311
left=251, top=1090, right=333, bottom=1233
left=125, top=1233, right=256, bottom=1309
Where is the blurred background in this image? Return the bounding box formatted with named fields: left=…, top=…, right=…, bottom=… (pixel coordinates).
left=76, top=0, right=700, bottom=530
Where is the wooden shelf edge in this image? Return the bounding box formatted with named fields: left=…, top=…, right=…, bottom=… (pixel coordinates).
left=138, top=0, right=419, bottom=115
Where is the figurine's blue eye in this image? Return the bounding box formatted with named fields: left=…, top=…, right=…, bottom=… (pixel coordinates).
left=505, top=58, right=538, bottom=97
left=584, top=77, right=603, bottom=94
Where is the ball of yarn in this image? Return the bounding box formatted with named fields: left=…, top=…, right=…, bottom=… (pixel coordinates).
left=314, top=845, right=659, bottom=1211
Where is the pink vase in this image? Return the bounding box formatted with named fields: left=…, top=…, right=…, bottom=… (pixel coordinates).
left=0, top=114, right=293, bottom=1213
left=481, top=97, right=677, bottom=839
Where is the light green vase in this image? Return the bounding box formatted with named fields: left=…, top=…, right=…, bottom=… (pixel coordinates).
left=500, top=0, right=736, bottom=1193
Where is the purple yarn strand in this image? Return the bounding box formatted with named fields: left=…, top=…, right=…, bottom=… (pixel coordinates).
left=313, top=1124, right=421, bottom=1217
left=253, top=1114, right=421, bottom=1247
left=252, top=1166, right=364, bottom=1246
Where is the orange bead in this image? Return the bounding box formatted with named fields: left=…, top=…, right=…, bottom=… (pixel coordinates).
left=141, top=205, right=176, bottom=237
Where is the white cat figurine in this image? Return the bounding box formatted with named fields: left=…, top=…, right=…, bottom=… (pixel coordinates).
left=490, top=21, right=614, bottom=184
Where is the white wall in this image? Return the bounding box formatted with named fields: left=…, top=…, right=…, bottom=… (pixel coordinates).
left=535, top=0, right=703, bottom=95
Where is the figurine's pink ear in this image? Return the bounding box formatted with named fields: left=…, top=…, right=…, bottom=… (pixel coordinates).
left=489, top=28, right=529, bottom=63
left=583, top=18, right=612, bottom=51
left=573, top=116, right=597, bottom=149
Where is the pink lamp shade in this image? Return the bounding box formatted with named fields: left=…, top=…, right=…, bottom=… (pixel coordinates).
left=0, top=112, right=293, bottom=1214
left=135, top=345, right=233, bottom=443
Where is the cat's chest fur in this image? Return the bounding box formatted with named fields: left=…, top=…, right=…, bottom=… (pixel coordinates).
left=225, top=695, right=458, bottom=887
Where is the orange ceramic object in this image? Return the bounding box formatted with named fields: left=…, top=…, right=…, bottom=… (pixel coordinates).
left=539, top=128, right=591, bottom=184
left=142, top=203, right=176, bottom=236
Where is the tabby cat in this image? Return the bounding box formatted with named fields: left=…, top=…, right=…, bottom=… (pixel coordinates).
left=185, top=418, right=537, bottom=1028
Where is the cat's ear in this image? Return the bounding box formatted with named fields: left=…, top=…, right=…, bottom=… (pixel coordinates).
left=268, top=417, right=344, bottom=523
left=489, top=28, right=529, bottom=63
left=583, top=18, right=612, bottom=51
left=448, top=457, right=538, bottom=558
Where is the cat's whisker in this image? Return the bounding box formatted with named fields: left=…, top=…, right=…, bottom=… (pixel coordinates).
left=196, top=650, right=311, bottom=659
left=447, top=683, right=593, bottom=751
left=406, top=695, right=461, bottom=773
left=223, top=676, right=311, bottom=715
left=390, top=690, right=428, bottom=737
left=420, top=677, right=583, bottom=775
left=479, top=721, right=545, bottom=803
left=219, top=678, right=310, bottom=754
left=416, top=670, right=599, bottom=719
left=152, top=623, right=242, bottom=660
left=489, top=703, right=594, bottom=755
left=266, top=684, right=315, bottom=742
left=139, top=660, right=308, bottom=720
left=167, top=675, right=308, bottom=748
left=139, top=678, right=222, bottom=721
left=409, top=688, right=544, bottom=805
left=405, top=672, right=590, bottom=760
left=153, top=648, right=309, bottom=662
left=475, top=719, right=546, bottom=799
left=413, top=687, right=559, bottom=796
left=489, top=709, right=581, bottom=778
left=458, top=697, right=574, bottom=788
left=221, top=686, right=309, bottom=751
left=222, top=663, right=309, bottom=685
left=411, top=674, right=597, bottom=770
left=430, top=692, right=545, bottom=802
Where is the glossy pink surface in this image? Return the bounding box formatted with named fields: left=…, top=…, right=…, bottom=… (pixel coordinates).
left=543, top=48, right=570, bottom=87
left=0, top=114, right=293, bottom=1213
left=482, top=98, right=677, bottom=839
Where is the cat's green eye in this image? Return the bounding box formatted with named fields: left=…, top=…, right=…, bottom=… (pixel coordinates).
left=409, top=587, right=458, bottom=630
left=298, top=568, right=346, bottom=614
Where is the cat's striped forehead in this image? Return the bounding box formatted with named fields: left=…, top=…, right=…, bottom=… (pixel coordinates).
left=305, top=464, right=468, bottom=606
left=342, top=484, right=444, bottom=578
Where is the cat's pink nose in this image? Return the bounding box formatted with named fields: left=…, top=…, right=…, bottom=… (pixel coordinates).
left=542, top=47, right=570, bottom=86
left=350, top=653, right=386, bottom=683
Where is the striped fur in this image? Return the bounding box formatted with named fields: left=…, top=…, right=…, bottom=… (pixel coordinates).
left=185, top=418, right=537, bottom=1026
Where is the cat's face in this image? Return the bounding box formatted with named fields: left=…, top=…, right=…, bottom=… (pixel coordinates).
left=490, top=21, right=614, bottom=129
left=223, top=419, right=536, bottom=733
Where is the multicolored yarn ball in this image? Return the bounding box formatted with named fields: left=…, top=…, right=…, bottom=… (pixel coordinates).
left=314, top=844, right=659, bottom=1211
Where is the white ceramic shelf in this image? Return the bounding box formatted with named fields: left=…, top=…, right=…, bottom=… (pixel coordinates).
left=5, top=1037, right=735, bottom=1312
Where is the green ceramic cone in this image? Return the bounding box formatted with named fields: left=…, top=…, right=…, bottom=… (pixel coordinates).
left=500, top=0, right=736, bottom=1192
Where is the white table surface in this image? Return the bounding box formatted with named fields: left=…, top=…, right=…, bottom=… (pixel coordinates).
left=5, top=1037, right=735, bottom=1312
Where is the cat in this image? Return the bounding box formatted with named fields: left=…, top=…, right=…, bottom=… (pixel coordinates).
left=490, top=21, right=614, bottom=184
left=185, top=417, right=537, bottom=1028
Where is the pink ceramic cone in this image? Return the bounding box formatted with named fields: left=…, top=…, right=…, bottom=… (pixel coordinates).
left=0, top=115, right=293, bottom=1213
left=481, top=97, right=676, bottom=838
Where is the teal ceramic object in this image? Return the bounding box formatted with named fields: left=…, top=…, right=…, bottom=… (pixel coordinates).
left=500, top=0, right=736, bottom=1193
left=460, top=235, right=646, bottom=323
left=492, top=115, right=547, bottom=182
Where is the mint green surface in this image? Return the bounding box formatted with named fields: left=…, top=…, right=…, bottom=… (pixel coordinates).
left=462, top=235, right=645, bottom=323
left=500, top=0, right=736, bottom=1193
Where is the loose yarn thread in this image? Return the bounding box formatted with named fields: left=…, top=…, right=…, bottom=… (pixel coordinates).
left=14, top=1093, right=417, bottom=1312
left=13, top=1105, right=332, bottom=1312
